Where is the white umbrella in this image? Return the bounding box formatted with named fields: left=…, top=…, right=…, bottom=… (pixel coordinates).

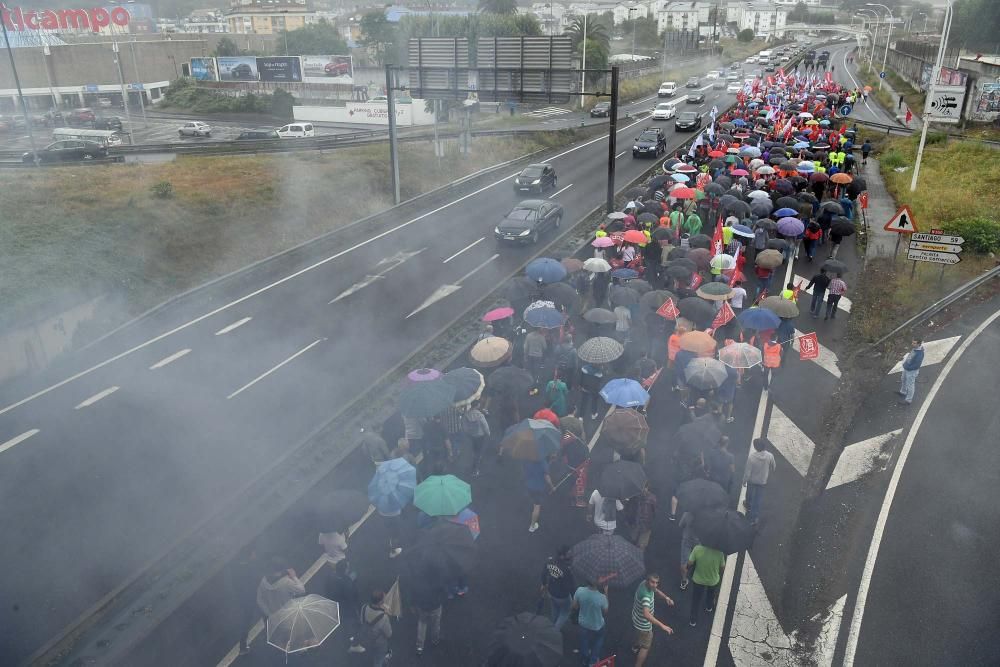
left=747, top=189, right=771, bottom=199
left=583, top=257, right=612, bottom=273
left=797, top=111, right=813, bottom=119
left=607, top=212, right=627, bottom=221
left=267, top=595, right=341, bottom=654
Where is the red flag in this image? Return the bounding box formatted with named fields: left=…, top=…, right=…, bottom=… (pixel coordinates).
left=792, top=279, right=803, bottom=301
left=798, top=332, right=820, bottom=360
left=752, top=289, right=767, bottom=306
left=905, top=109, right=913, bottom=124
left=712, top=302, right=736, bottom=329
left=688, top=272, right=703, bottom=290
left=728, top=247, right=743, bottom=287
left=657, top=297, right=679, bottom=320
left=711, top=220, right=724, bottom=257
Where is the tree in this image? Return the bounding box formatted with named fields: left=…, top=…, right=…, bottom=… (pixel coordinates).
left=738, top=28, right=755, bottom=43
left=582, top=37, right=609, bottom=87
left=360, top=11, right=397, bottom=64
left=281, top=19, right=348, bottom=56
left=565, top=15, right=610, bottom=53
left=788, top=2, right=810, bottom=23
left=212, top=37, right=239, bottom=57
left=478, top=0, right=518, bottom=15
left=619, top=17, right=660, bottom=51
left=952, top=0, right=1000, bottom=51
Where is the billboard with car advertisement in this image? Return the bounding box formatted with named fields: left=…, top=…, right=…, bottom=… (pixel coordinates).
left=190, top=57, right=218, bottom=82
left=302, top=55, right=353, bottom=84
left=256, top=57, right=303, bottom=82
left=217, top=56, right=258, bottom=82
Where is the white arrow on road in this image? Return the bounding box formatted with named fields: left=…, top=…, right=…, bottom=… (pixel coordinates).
left=888, top=336, right=960, bottom=374
left=329, top=249, right=426, bottom=304
left=826, top=429, right=902, bottom=490
left=406, top=254, right=500, bottom=319
left=729, top=554, right=847, bottom=667
left=767, top=404, right=816, bottom=477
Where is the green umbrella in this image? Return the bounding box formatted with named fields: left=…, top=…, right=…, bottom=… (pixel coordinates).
left=414, top=474, right=472, bottom=516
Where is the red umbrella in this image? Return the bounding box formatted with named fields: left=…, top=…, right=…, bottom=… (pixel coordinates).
left=483, top=307, right=514, bottom=322
left=671, top=187, right=697, bottom=200
left=708, top=150, right=726, bottom=158
left=623, top=229, right=647, bottom=244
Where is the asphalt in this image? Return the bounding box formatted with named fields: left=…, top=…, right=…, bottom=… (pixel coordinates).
left=0, top=74, right=740, bottom=664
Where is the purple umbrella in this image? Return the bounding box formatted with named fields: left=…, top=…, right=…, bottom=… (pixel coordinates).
left=776, top=217, right=804, bottom=236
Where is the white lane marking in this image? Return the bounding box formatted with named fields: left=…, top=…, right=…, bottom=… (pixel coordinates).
left=843, top=308, right=1000, bottom=665
left=616, top=151, right=627, bottom=159
left=0, top=429, right=40, bottom=455
left=214, top=317, right=251, bottom=336
left=406, top=254, right=500, bottom=319
left=74, top=386, right=120, bottom=410
left=704, top=387, right=768, bottom=666
left=888, top=336, right=960, bottom=374
left=149, top=349, right=191, bottom=370
left=331, top=249, right=427, bottom=303
left=767, top=404, right=816, bottom=477
left=0, top=116, right=652, bottom=419
left=793, top=329, right=842, bottom=379
left=549, top=183, right=574, bottom=199
left=443, top=237, right=485, bottom=264
left=794, top=274, right=853, bottom=312
left=226, top=339, right=325, bottom=400
left=841, top=50, right=878, bottom=117
left=827, top=429, right=902, bottom=490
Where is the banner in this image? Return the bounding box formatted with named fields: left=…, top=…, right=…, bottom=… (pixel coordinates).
left=190, top=57, right=217, bottom=82
left=657, top=297, right=679, bottom=320
left=688, top=273, right=703, bottom=290
left=711, top=220, right=724, bottom=257
left=217, top=56, right=258, bottom=81
left=711, top=302, right=735, bottom=329
left=302, top=54, right=353, bottom=85
left=257, top=56, right=302, bottom=82
left=798, top=332, right=820, bottom=360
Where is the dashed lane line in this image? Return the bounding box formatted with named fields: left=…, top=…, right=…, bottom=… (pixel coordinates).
left=0, top=429, right=40, bottom=455
left=215, top=317, right=252, bottom=336
left=149, top=349, right=191, bottom=370
left=226, top=339, right=325, bottom=400
left=74, top=386, right=120, bottom=410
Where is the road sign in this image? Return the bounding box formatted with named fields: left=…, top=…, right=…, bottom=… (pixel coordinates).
left=883, top=205, right=919, bottom=233
left=927, top=84, right=966, bottom=124
left=912, top=232, right=964, bottom=244
left=879, top=71, right=886, bottom=79
left=909, top=240, right=964, bottom=253
left=839, top=104, right=853, bottom=116
left=907, top=249, right=961, bottom=264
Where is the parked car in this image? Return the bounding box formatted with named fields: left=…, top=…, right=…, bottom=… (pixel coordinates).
left=494, top=200, right=563, bottom=244
left=657, top=81, right=677, bottom=97
left=97, top=97, right=113, bottom=108
left=276, top=123, right=314, bottom=138
left=674, top=111, right=702, bottom=131
left=22, top=140, right=108, bottom=163
left=686, top=92, right=706, bottom=104
left=178, top=121, right=212, bottom=137
left=726, top=82, right=743, bottom=93
left=69, top=108, right=96, bottom=124
left=651, top=102, right=676, bottom=120
left=236, top=128, right=280, bottom=140
left=42, top=109, right=67, bottom=126
left=590, top=101, right=612, bottom=117
left=685, top=76, right=701, bottom=88
left=632, top=128, right=666, bottom=158
left=92, top=116, right=123, bottom=131
left=513, top=163, right=557, bottom=194
left=231, top=63, right=255, bottom=79
left=324, top=61, right=351, bottom=76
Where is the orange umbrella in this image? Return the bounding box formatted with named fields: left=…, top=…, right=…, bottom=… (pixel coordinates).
left=671, top=187, right=697, bottom=200
left=863, top=85, right=872, bottom=92
left=830, top=173, right=853, bottom=184
left=679, top=331, right=718, bottom=355
left=623, top=229, right=647, bottom=244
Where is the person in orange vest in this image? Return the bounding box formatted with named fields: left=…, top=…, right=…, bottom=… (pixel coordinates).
left=762, top=337, right=782, bottom=389
left=667, top=331, right=682, bottom=368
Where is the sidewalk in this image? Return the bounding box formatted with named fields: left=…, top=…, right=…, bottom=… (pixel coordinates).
left=858, top=157, right=902, bottom=261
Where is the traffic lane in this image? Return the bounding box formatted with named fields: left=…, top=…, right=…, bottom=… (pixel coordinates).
left=828, top=43, right=897, bottom=126
left=855, top=318, right=1000, bottom=667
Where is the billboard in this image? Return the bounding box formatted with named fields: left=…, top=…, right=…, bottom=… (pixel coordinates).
left=190, top=57, right=218, bottom=82
left=217, top=56, right=258, bottom=82
left=972, top=82, right=1000, bottom=120
left=257, top=56, right=303, bottom=82
left=302, top=55, right=353, bottom=84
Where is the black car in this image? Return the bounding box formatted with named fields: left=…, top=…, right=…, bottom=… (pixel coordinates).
left=764, top=64, right=775, bottom=72
left=675, top=111, right=702, bottom=131
left=513, top=163, right=557, bottom=194
left=23, top=140, right=108, bottom=163
left=632, top=128, right=666, bottom=158
left=686, top=77, right=701, bottom=88
left=236, top=128, right=280, bottom=140
left=686, top=92, right=706, bottom=104
left=93, top=116, right=123, bottom=131
left=590, top=101, right=611, bottom=117
left=494, top=200, right=564, bottom=244
left=231, top=63, right=255, bottom=79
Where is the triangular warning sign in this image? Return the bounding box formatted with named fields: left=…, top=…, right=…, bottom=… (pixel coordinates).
left=883, top=205, right=919, bottom=233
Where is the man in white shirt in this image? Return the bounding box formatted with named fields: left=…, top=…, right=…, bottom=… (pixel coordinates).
left=742, top=437, right=776, bottom=525
left=588, top=489, right=624, bottom=535
left=730, top=280, right=747, bottom=312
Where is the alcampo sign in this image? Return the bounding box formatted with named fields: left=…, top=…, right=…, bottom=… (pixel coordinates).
left=1, top=5, right=130, bottom=33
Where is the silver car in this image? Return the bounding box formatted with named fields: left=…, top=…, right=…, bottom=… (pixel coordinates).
left=178, top=121, right=212, bottom=137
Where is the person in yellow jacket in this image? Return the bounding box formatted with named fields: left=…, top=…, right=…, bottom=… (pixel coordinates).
left=780, top=282, right=796, bottom=300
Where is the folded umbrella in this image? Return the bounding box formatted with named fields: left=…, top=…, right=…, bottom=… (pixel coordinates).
left=414, top=474, right=472, bottom=516
left=369, top=457, right=417, bottom=515
left=267, top=595, right=340, bottom=654
left=684, top=357, right=729, bottom=390
left=570, top=534, right=646, bottom=588
left=719, top=341, right=763, bottom=368
left=471, top=336, right=512, bottom=367
left=499, top=418, right=562, bottom=461
left=736, top=307, right=781, bottom=330
left=677, top=478, right=729, bottom=514
left=599, top=460, right=647, bottom=500
left=487, top=613, right=563, bottom=667
left=693, top=508, right=756, bottom=554
left=577, top=336, right=624, bottom=364
left=602, top=408, right=649, bottom=451
left=399, top=378, right=456, bottom=418
left=584, top=307, right=618, bottom=325
left=761, top=295, right=799, bottom=318
left=599, top=378, right=650, bottom=408
left=444, top=367, right=485, bottom=407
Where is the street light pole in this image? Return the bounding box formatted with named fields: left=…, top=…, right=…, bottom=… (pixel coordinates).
left=579, top=12, right=587, bottom=109
left=910, top=0, right=953, bottom=193
left=858, top=9, right=879, bottom=72
left=867, top=4, right=893, bottom=90
left=629, top=6, right=638, bottom=60
left=0, top=6, right=40, bottom=165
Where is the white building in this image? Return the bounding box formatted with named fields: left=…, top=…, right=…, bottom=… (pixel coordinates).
left=612, top=2, right=649, bottom=25
left=656, top=2, right=699, bottom=34
left=772, top=0, right=820, bottom=5
left=730, top=2, right=788, bottom=38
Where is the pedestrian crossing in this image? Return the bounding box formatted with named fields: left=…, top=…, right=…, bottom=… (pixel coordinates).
left=521, top=106, right=572, bottom=118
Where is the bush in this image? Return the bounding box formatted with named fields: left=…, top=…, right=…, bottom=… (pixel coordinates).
left=161, top=77, right=293, bottom=117
left=880, top=149, right=906, bottom=170
left=271, top=89, right=295, bottom=120
left=150, top=180, right=174, bottom=199
left=942, top=217, right=1000, bottom=254
left=738, top=28, right=754, bottom=43
left=925, top=131, right=947, bottom=145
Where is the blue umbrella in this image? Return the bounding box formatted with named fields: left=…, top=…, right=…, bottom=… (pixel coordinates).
left=731, top=224, right=754, bottom=239
left=773, top=207, right=799, bottom=218
left=732, top=118, right=747, bottom=127
left=610, top=267, right=639, bottom=280
left=671, top=173, right=690, bottom=182
left=796, top=162, right=816, bottom=173
left=793, top=141, right=810, bottom=150
left=524, top=306, right=565, bottom=329
left=369, top=457, right=417, bottom=515
left=526, top=257, right=567, bottom=284
left=737, top=307, right=781, bottom=330
left=777, top=217, right=805, bottom=236
left=599, top=378, right=650, bottom=408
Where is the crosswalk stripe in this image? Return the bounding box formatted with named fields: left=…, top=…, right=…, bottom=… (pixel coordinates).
left=794, top=274, right=852, bottom=313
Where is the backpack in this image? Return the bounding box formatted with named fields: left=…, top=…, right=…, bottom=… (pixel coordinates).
left=358, top=606, right=386, bottom=648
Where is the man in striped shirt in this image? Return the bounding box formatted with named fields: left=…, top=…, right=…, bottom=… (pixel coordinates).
left=826, top=275, right=847, bottom=320
left=630, top=572, right=675, bottom=667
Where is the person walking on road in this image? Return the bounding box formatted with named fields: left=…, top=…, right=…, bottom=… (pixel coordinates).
left=625, top=482, right=657, bottom=551
left=588, top=487, right=624, bottom=535
left=687, top=544, right=725, bottom=627
left=807, top=268, right=831, bottom=319
left=762, top=336, right=782, bottom=389
left=360, top=590, right=393, bottom=667
left=898, top=339, right=925, bottom=405
left=630, top=572, right=675, bottom=667
left=540, top=546, right=576, bottom=630
left=678, top=512, right=697, bottom=591
left=573, top=580, right=609, bottom=666
left=410, top=579, right=444, bottom=656
left=524, top=328, right=548, bottom=383
left=326, top=559, right=366, bottom=654
left=861, top=139, right=872, bottom=166
left=525, top=454, right=556, bottom=533
left=462, top=399, right=490, bottom=478
left=743, top=438, right=776, bottom=525
left=826, top=274, right=847, bottom=320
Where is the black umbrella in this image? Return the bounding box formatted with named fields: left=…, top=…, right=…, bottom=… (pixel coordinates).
left=643, top=202, right=662, bottom=216
left=725, top=200, right=751, bottom=218
left=688, top=233, right=712, bottom=250
left=766, top=238, right=788, bottom=251
left=663, top=158, right=682, bottom=171
left=399, top=378, right=457, bottom=418
left=639, top=289, right=675, bottom=311
left=768, top=155, right=785, bottom=165
left=709, top=158, right=726, bottom=171
left=820, top=201, right=844, bottom=215
left=651, top=226, right=673, bottom=241
left=718, top=194, right=739, bottom=209
left=693, top=508, right=756, bottom=554
left=605, top=218, right=625, bottom=232
left=599, top=460, right=647, bottom=500
left=751, top=200, right=774, bottom=217
left=406, top=520, right=478, bottom=579
left=830, top=219, right=856, bottom=237
left=705, top=183, right=725, bottom=196
left=637, top=212, right=659, bottom=225
left=676, top=419, right=722, bottom=452
left=774, top=180, right=795, bottom=195
left=797, top=192, right=819, bottom=205
left=667, top=247, right=689, bottom=261
left=775, top=196, right=799, bottom=210
left=665, top=264, right=693, bottom=280
left=678, top=297, right=715, bottom=326
left=609, top=284, right=640, bottom=306
left=584, top=307, right=618, bottom=325
left=714, top=175, right=733, bottom=189
left=672, top=258, right=697, bottom=272
left=647, top=174, right=671, bottom=190
left=488, top=366, right=535, bottom=396
left=506, top=277, right=539, bottom=304
left=628, top=278, right=653, bottom=294
left=676, top=479, right=729, bottom=514
left=624, top=187, right=645, bottom=199
left=822, top=259, right=848, bottom=274
left=541, top=282, right=578, bottom=310
left=570, top=534, right=646, bottom=588
left=443, top=367, right=486, bottom=407
left=487, top=613, right=563, bottom=667
left=717, top=133, right=734, bottom=142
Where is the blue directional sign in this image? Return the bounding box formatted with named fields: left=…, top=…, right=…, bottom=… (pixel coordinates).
left=839, top=104, right=853, bottom=116
left=879, top=71, right=886, bottom=79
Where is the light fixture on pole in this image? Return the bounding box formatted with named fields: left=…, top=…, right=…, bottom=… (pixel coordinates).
left=1, top=2, right=40, bottom=165
left=857, top=8, right=879, bottom=73
left=629, top=5, right=638, bottom=61
left=866, top=3, right=893, bottom=90
left=910, top=0, right=953, bottom=193
left=579, top=12, right=587, bottom=109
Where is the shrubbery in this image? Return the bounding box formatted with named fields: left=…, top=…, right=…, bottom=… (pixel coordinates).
left=161, top=78, right=295, bottom=119
left=942, top=218, right=1000, bottom=254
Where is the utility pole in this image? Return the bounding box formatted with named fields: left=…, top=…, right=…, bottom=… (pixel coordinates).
left=129, top=39, right=148, bottom=128
left=867, top=3, right=893, bottom=90
left=605, top=66, right=619, bottom=214
left=385, top=65, right=401, bottom=205
left=910, top=0, right=953, bottom=193
left=629, top=6, right=638, bottom=60
left=112, top=42, right=134, bottom=143
left=579, top=12, right=588, bottom=109
left=1, top=11, right=40, bottom=164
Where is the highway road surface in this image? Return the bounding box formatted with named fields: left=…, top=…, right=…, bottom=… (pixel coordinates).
left=0, top=76, right=737, bottom=663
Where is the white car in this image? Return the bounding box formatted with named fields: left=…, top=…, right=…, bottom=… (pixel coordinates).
left=745, top=56, right=756, bottom=64
left=657, top=81, right=677, bottom=97
left=651, top=103, right=676, bottom=120
left=726, top=82, right=743, bottom=94
left=277, top=122, right=315, bottom=138
left=178, top=121, right=211, bottom=137
left=705, top=71, right=720, bottom=80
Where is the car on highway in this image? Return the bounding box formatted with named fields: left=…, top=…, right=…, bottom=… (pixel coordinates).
left=764, top=64, right=775, bottom=72
left=236, top=128, right=280, bottom=140
left=685, top=76, right=701, bottom=88
left=657, top=81, right=677, bottom=97
left=651, top=102, right=676, bottom=120
left=674, top=111, right=702, bottom=132
left=712, top=78, right=726, bottom=89
left=277, top=123, right=315, bottom=138
left=513, top=163, right=557, bottom=194
left=92, top=116, right=123, bottom=131
left=324, top=60, right=351, bottom=76
left=632, top=128, right=666, bottom=158
left=745, top=56, right=756, bottom=64
left=494, top=199, right=563, bottom=244
left=726, top=71, right=740, bottom=81
left=686, top=92, right=706, bottom=104
left=726, top=81, right=743, bottom=93
left=22, top=139, right=108, bottom=163
left=705, top=71, right=719, bottom=80
left=69, top=108, right=96, bottom=124
left=231, top=63, right=255, bottom=79
left=178, top=121, right=212, bottom=137
left=590, top=101, right=612, bottom=117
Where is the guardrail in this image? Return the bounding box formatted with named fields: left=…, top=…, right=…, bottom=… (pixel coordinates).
left=854, top=119, right=1000, bottom=147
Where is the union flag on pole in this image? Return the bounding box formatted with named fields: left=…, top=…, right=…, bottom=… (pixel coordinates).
left=711, top=302, right=736, bottom=329
left=711, top=220, right=725, bottom=257
left=688, top=272, right=703, bottom=290
left=798, top=332, right=820, bottom=360
left=657, top=297, right=680, bottom=320
left=728, top=246, right=742, bottom=286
